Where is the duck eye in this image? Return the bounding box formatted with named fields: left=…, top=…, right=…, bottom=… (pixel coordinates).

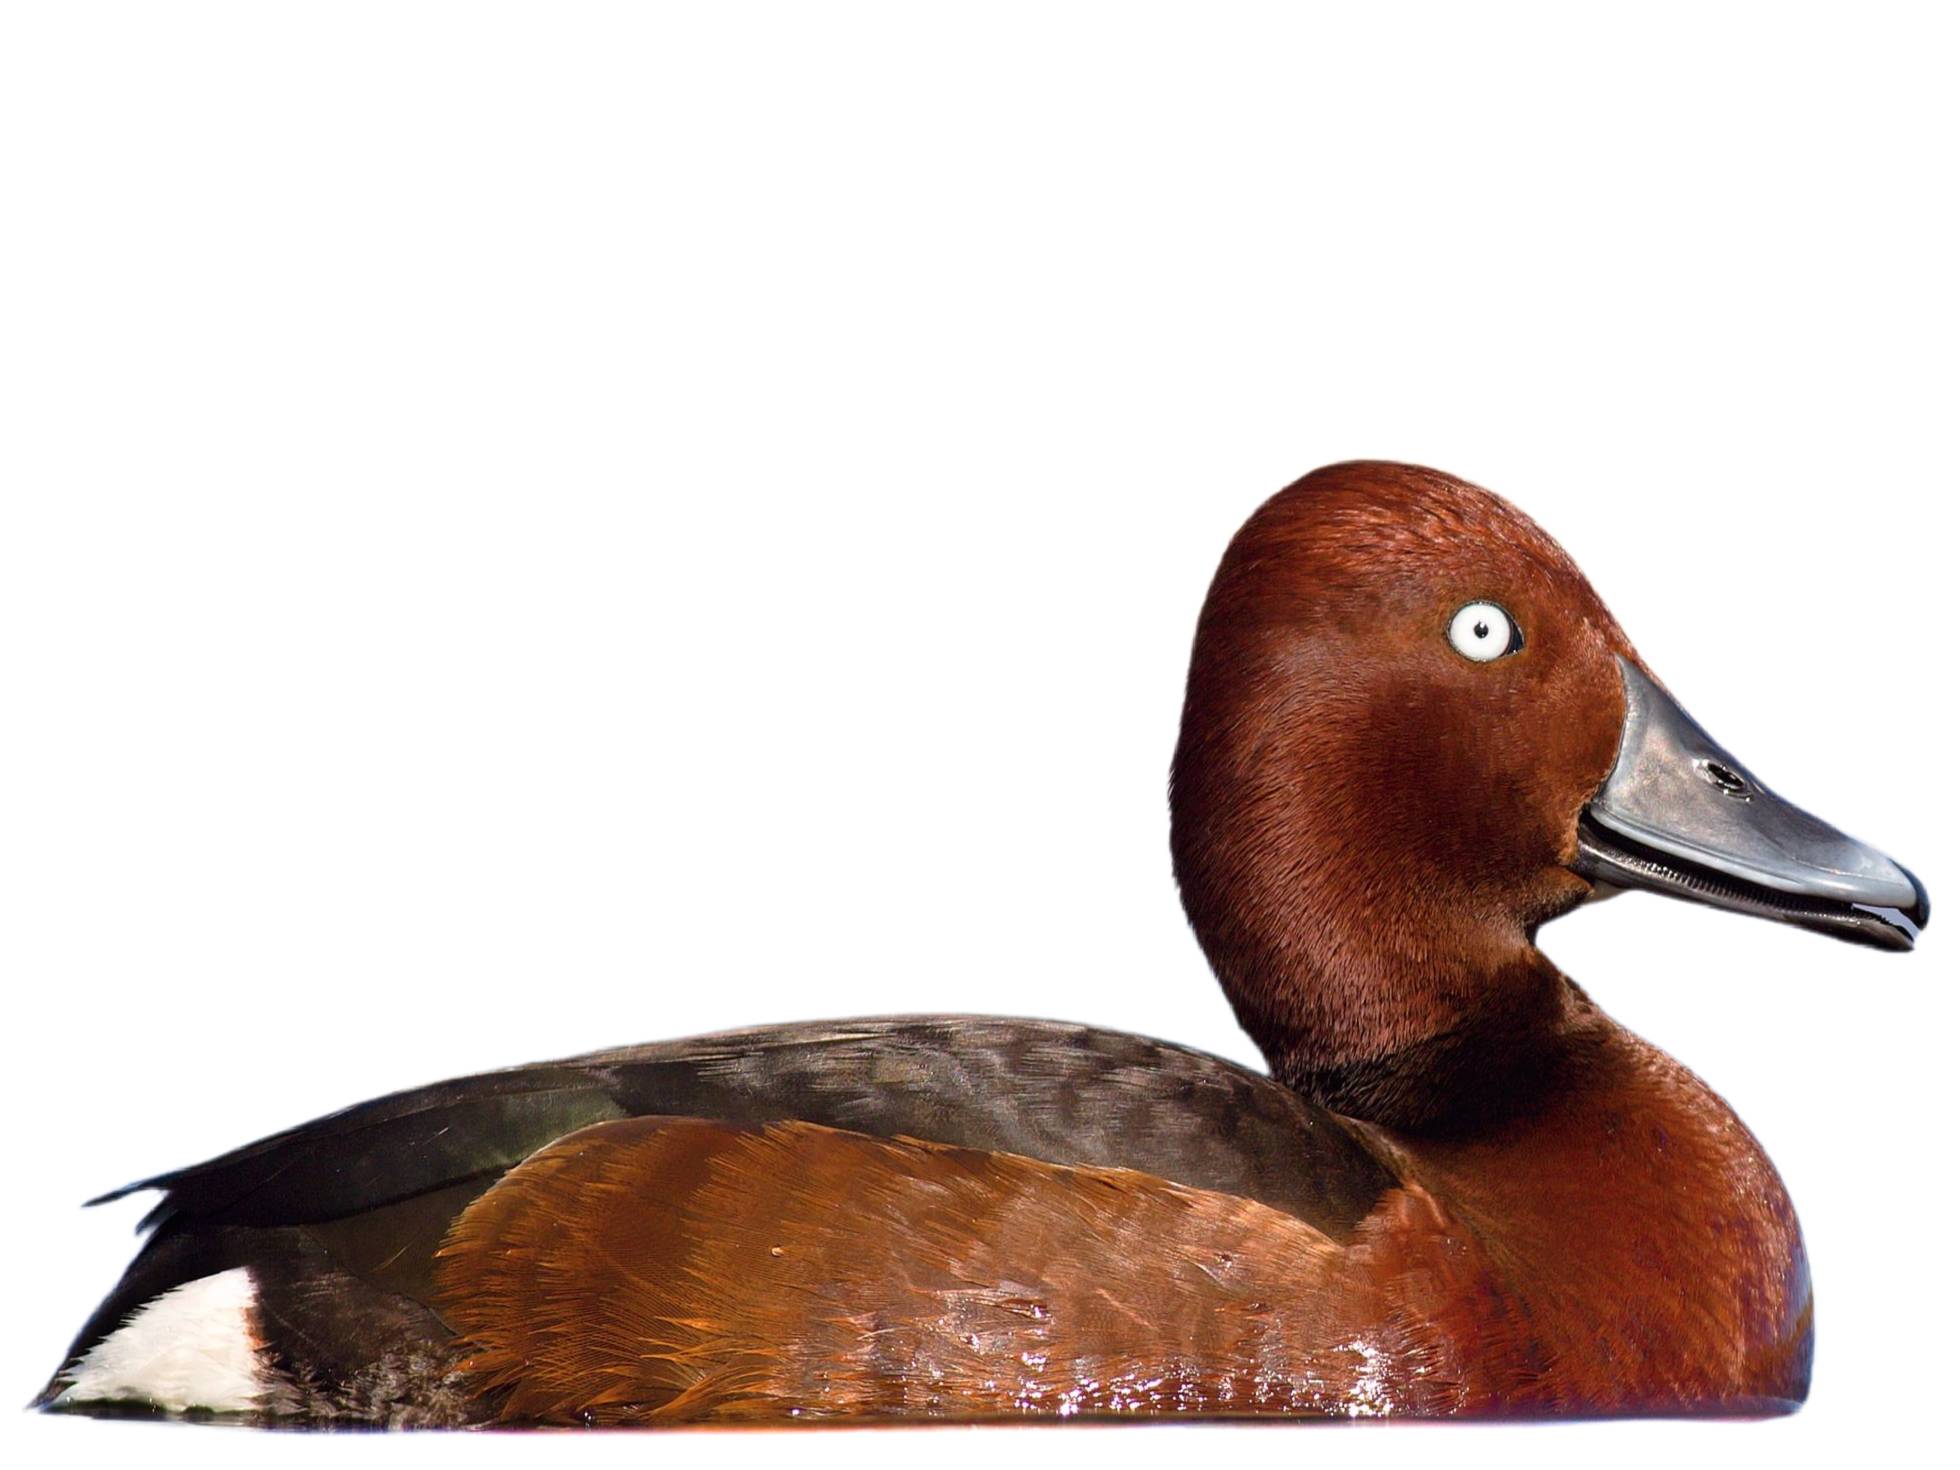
left=1447, top=601, right=1522, bottom=663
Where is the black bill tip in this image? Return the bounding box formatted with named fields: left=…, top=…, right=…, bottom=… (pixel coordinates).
left=1894, top=863, right=1932, bottom=936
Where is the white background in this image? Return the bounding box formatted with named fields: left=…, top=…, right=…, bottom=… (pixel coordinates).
left=2, top=4, right=1953, bottom=1468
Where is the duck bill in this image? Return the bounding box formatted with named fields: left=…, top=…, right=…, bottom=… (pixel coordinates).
left=1573, top=657, right=1928, bottom=952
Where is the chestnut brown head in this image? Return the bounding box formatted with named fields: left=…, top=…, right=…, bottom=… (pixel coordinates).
left=1171, top=462, right=1924, bottom=1126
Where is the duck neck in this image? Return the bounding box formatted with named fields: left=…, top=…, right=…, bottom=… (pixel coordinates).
left=1245, top=943, right=1583, bottom=1134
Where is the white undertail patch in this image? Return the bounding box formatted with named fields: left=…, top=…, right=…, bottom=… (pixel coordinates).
left=55, top=1266, right=266, bottom=1414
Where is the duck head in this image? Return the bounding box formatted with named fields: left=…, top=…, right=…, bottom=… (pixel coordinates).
left=1171, top=462, right=1926, bottom=1129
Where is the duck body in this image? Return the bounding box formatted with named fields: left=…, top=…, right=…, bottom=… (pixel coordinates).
left=38, top=463, right=1915, bottom=1425
left=40, top=1007, right=1807, bottom=1424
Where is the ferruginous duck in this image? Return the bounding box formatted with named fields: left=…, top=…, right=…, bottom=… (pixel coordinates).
left=37, top=462, right=1926, bottom=1425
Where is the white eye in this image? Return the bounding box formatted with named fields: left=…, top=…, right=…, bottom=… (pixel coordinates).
left=1448, top=601, right=1519, bottom=662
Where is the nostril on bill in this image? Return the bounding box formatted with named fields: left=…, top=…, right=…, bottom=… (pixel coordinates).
left=1695, top=759, right=1752, bottom=799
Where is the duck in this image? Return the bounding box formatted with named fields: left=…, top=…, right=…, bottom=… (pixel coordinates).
left=36, top=460, right=1927, bottom=1426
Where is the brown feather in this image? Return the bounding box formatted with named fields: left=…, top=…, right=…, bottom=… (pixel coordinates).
left=431, top=1116, right=1447, bottom=1422
left=431, top=1008, right=1810, bottom=1424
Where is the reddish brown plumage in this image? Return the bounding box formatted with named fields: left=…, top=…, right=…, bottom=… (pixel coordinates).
left=417, top=461, right=1812, bottom=1422
left=46, top=460, right=1833, bottom=1424
left=436, top=1117, right=1371, bottom=1422
left=1171, top=461, right=1637, bottom=1123
left=431, top=1028, right=1806, bottom=1421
